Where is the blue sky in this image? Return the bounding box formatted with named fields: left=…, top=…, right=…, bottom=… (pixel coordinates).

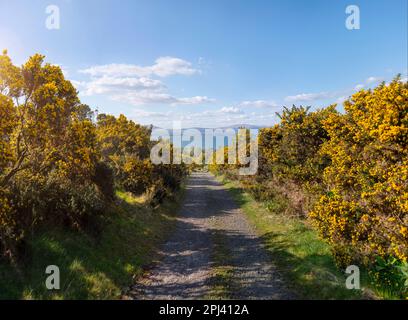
left=0, top=0, right=407, bottom=128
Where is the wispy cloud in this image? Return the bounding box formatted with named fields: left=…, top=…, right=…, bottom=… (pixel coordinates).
left=366, top=76, right=383, bottom=84
left=284, top=92, right=334, bottom=103
left=354, top=84, right=365, bottom=90
left=80, top=76, right=165, bottom=96
left=79, top=57, right=200, bottom=78
left=219, top=106, right=243, bottom=114
left=175, top=96, right=215, bottom=105
left=284, top=75, right=389, bottom=104
left=239, top=100, right=278, bottom=108
left=132, top=109, right=172, bottom=118
left=75, top=57, right=214, bottom=106
left=353, top=76, right=384, bottom=91
left=129, top=106, right=271, bottom=128
left=109, top=91, right=214, bottom=106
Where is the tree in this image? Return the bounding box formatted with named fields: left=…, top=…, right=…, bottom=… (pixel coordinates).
left=0, top=52, right=112, bottom=261
left=310, top=78, right=408, bottom=266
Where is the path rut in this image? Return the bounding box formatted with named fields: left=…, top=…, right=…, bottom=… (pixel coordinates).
left=128, top=172, right=294, bottom=300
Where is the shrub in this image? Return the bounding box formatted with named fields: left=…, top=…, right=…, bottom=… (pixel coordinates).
left=310, top=78, right=408, bottom=267
left=369, top=257, right=408, bottom=298
left=0, top=52, right=113, bottom=261
left=96, top=113, right=187, bottom=203
left=259, top=105, right=337, bottom=185
left=212, top=77, right=407, bottom=296
left=96, top=113, right=153, bottom=194
left=92, top=161, right=115, bottom=201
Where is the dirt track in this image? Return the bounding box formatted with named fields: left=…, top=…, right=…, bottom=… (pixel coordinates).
left=129, top=172, right=294, bottom=300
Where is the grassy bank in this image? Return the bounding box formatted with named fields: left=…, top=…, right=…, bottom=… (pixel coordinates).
left=216, top=175, right=374, bottom=300
left=206, top=229, right=236, bottom=300
left=0, top=190, right=183, bottom=300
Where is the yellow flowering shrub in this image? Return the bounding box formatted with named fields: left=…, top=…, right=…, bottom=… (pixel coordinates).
left=96, top=113, right=153, bottom=194
left=215, top=78, right=407, bottom=295
left=310, top=78, right=408, bottom=266
left=259, top=105, right=337, bottom=184
left=0, top=51, right=186, bottom=263
left=0, top=52, right=113, bottom=261
left=0, top=95, right=15, bottom=172
left=96, top=113, right=187, bottom=203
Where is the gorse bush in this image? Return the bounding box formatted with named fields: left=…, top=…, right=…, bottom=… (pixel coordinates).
left=259, top=105, right=336, bottom=186
left=210, top=77, right=408, bottom=297
left=149, top=162, right=187, bottom=206
left=96, top=113, right=153, bottom=195
left=0, top=51, right=109, bottom=262
left=0, top=51, right=186, bottom=263
left=96, top=113, right=187, bottom=205
left=310, top=78, right=408, bottom=270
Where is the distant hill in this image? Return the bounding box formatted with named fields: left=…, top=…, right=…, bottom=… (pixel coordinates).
left=217, top=124, right=264, bottom=130
left=151, top=124, right=264, bottom=150
left=152, top=124, right=264, bottom=131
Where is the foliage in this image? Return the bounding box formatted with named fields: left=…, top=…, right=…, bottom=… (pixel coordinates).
left=212, top=77, right=408, bottom=298
left=368, top=257, right=408, bottom=298
left=0, top=51, right=185, bottom=265
left=96, top=113, right=187, bottom=205
left=259, top=105, right=337, bottom=185
left=218, top=176, right=364, bottom=300
left=0, top=51, right=111, bottom=262
left=310, top=78, right=408, bottom=267
left=96, top=113, right=152, bottom=195
left=0, top=190, right=181, bottom=299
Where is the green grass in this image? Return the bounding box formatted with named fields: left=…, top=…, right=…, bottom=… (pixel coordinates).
left=0, top=190, right=183, bottom=300
left=216, top=175, right=373, bottom=300
left=206, top=229, right=236, bottom=300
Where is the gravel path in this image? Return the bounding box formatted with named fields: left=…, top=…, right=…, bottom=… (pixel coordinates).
left=128, top=172, right=294, bottom=300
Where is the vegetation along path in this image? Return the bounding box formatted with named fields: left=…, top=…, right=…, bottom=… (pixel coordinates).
left=128, top=172, right=295, bottom=299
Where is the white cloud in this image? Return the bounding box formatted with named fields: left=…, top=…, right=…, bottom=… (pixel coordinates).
left=353, top=76, right=385, bottom=92
left=283, top=75, right=389, bottom=105
left=132, top=109, right=171, bottom=118
left=284, top=92, right=333, bottom=103
left=200, top=107, right=243, bottom=117
left=336, top=96, right=348, bottom=104
left=111, top=91, right=175, bottom=105
left=80, top=76, right=165, bottom=96
left=175, top=96, right=215, bottom=105
left=129, top=106, right=280, bottom=128
left=151, top=57, right=200, bottom=77
left=79, top=56, right=199, bottom=78
left=108, top=91, right=213, bottom=106
left=70, top=79, right=85, bottom=89
left=219, top=106, right=243, bottom=114
left=75, top=57, right=213, bottom=106
left=366, top=76, right=383, bottom=84
left=239, top=100, right=278, bottom=108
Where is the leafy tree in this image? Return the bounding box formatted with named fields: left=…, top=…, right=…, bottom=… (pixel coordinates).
left=0, top=52, right=112, bottom=261
left=310, top=78, right=408, bottom=268
left=96, top=113, right=152, bottom=194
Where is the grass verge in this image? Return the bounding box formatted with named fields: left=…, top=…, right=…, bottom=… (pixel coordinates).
left=206, top=229, right=236, bottom=299
left=0, top=189, right=183, bottom=299
left=216, top=175, right=374, bottom=300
